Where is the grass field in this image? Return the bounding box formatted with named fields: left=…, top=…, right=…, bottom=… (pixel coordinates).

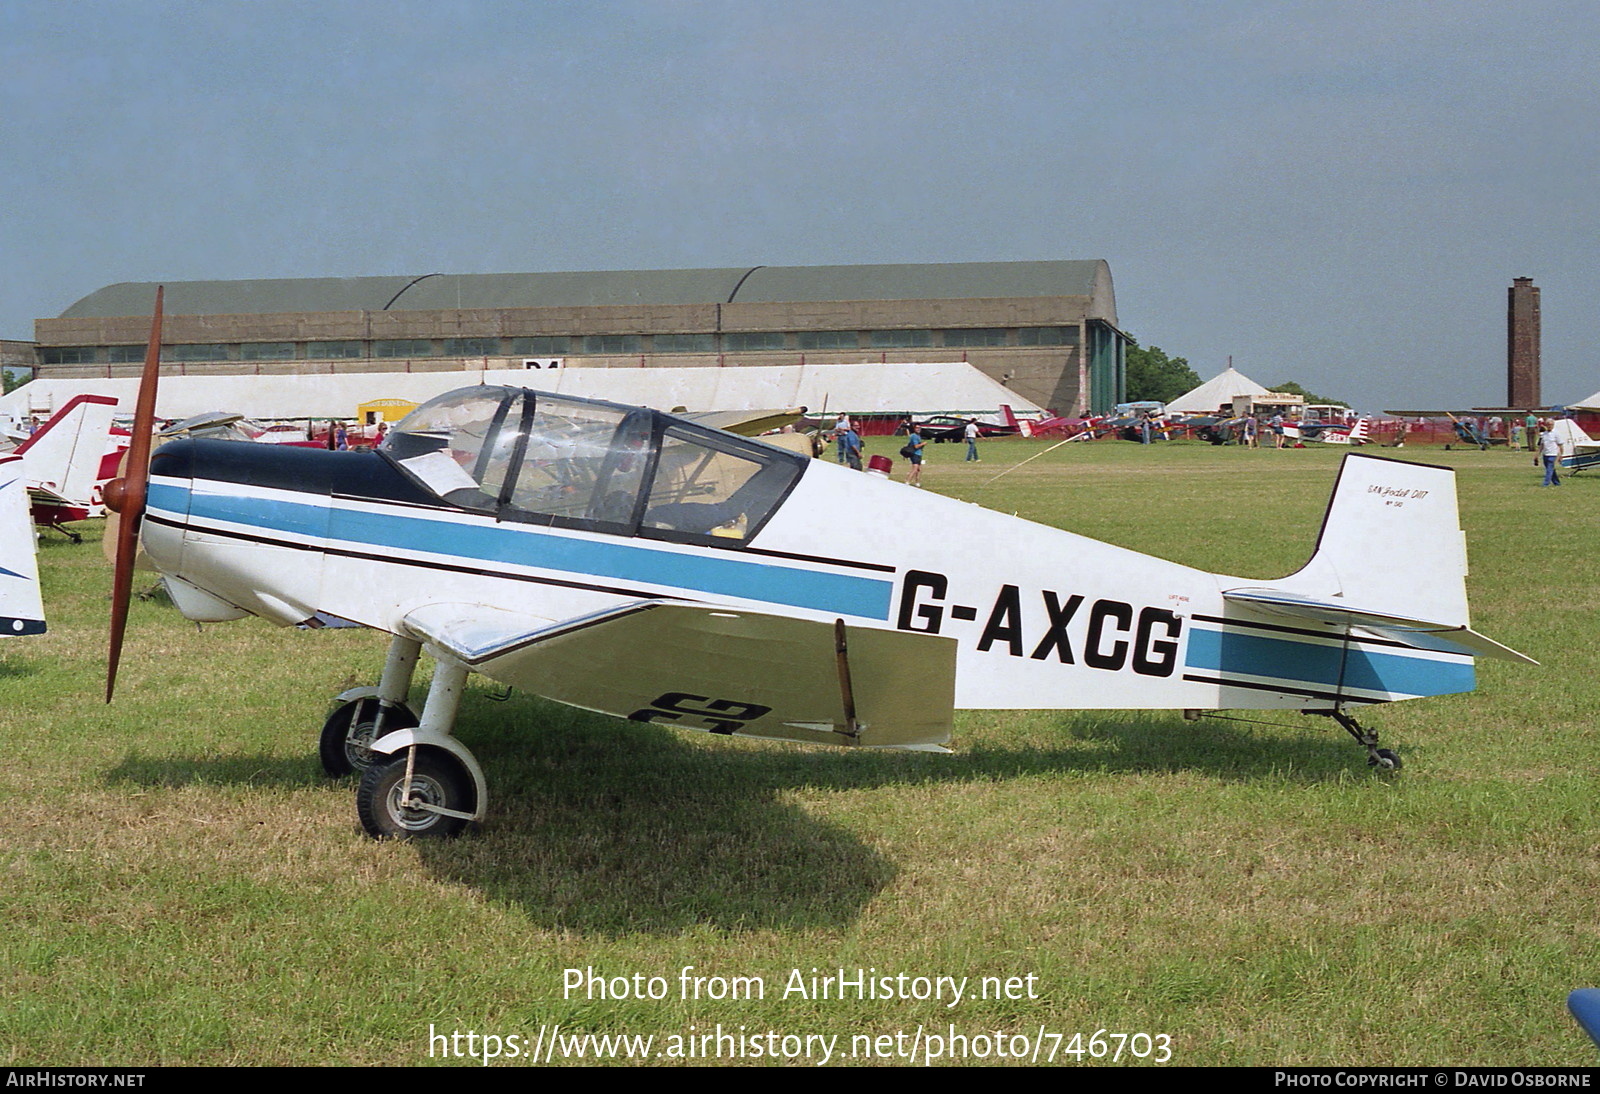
left=2, top=436, right=1595, bottom=1067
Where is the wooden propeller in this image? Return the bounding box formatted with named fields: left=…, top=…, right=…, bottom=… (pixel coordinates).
left=104, top=286, right=163, bottom=702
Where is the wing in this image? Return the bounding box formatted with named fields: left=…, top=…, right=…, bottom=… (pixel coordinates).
left=26, top=483, right=74, bottom=506
left=402, top=600, right=956, bottom=750
left=678, top=408, right=806, bottom=437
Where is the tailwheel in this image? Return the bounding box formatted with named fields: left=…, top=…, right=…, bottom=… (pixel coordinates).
left=1369, top=748, right=1402, bottom=771
left=319, top=698, right=418, bottom=777
left=356, top=750, right=473, bottom=839
left=1324, top=709, right=1402, bottom=772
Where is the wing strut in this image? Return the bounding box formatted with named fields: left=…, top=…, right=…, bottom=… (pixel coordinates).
left=833, top=618, right=860, bottom=742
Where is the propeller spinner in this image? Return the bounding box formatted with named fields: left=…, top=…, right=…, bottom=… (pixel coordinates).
left=104, top=286, right=163, bottom=702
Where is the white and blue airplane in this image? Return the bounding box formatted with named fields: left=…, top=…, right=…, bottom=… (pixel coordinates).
left=104, top=291, right=1532, bottom=838
left=1, top=453, right=47, bottom=637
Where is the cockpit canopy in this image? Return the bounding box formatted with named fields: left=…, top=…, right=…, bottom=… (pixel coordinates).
left=380, top=386, right=805, bottom=545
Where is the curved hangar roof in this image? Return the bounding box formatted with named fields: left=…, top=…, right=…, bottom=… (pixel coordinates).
left=61, top=260, right=1115, bottom=319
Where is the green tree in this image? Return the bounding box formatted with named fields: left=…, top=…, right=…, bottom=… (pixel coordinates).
left=1269, top=381, right=1347, bottom=407
left=1123, top=339, right=1202, bottom=405
left=1, top=367, right=25, bottom=395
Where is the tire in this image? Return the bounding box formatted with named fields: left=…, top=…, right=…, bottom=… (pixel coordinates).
left=356, top=751, right=472, bottom=839
left=319, top=698, right=418, bottom=777
left=1368, top=748, right=1402, bottom=771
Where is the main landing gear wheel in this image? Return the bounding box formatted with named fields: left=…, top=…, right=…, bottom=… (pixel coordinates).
left=319, top=698, right=418, bottom=777
left=357, top=751, right=471, bottom=839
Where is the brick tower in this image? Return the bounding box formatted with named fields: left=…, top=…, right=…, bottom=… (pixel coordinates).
left=1507, top=277, right=1540, bottom=407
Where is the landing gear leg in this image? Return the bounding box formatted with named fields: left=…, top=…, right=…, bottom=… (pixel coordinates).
left=319, top=635, right=423, bottom=776
left=43, top=520, right=82, bottom=544
left=357, top=657, right=485, bottom=839
left=1325, top=708, right=1402, bottom=770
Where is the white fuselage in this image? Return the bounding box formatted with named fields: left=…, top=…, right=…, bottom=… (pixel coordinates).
left=143, top=441, right=1471, bottom=715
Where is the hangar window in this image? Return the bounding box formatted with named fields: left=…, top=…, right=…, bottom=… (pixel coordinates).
left=870, top=330, right=933, bottom=349
left=941, top=328, right=1007, bottom=347
left=581, top=335, right=642, bottom=355
left=1018, top=326, right=1077, bottom=346
left=171, top=344, right=232, bottom=362
left=373, top=339, right=437, bottom=358
left=40, top=346, right=98, bottom=365
left=510, top=336, right=570, bottom=355
left=654, top=333, right=717, bottom=353
left=108, top=346, right=146, bottom=363
left=724, top=332, right=787, bottom=352
left=241, top=342, right=295, bottom=360
left=445, top=338, right=501, bottom=356
left=307, top=341, right=364, bottom=359
left=798, top=331, right=860, bottom=350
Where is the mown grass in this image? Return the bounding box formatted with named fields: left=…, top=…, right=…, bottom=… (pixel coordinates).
left=1, top=437, right=1595, bottom=1066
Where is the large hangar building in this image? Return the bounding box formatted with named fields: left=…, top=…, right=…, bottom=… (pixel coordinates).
left=32, top=259, right=1126, bottom=415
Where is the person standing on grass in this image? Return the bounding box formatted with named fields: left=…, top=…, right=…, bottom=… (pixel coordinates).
left=905, top=428, right=925, bottom=487
left=1539, top=420, right=1563, bottom=486
left=964, top=418, right=980, bottom=462
left=842, top=426, right=863, bottom=471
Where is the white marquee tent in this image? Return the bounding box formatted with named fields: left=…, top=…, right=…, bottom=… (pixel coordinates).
left=1164, top=367, right=1272, bottom=415
left=0, top=362, right=1043, bottom=426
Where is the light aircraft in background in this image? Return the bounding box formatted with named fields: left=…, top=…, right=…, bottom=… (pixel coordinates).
left=1285, top=417, right=1371, bottom=446
left=104, top=290, right=1533, bottom=839
left=12, top=394, right=126, bottom=542
left=1000, top=405, right=1101, bottom=440
left=1549, top=418, right=1600, bottom=474
left=1, top=454, right=46, bottom=637
left=908, top=413, right=1021, bottom=442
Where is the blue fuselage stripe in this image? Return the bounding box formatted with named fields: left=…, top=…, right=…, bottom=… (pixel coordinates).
left=148, top=481, right=893, bottom=619
left=1185, top=626, right=1474, bottom=697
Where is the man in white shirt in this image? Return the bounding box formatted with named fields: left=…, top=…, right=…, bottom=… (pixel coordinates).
left=1539, top=420, right=1564, bottom=486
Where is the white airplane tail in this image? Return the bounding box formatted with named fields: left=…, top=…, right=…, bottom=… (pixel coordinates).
left=1000, top=404, right=1034, bottom=438
left=1222, top=453, right=1531, bottom=663
left=15, top=395, right=118, bottom=504
left=0, top=454, right=46, bottom=635
left=1551, top=418, right=1595, bottom=448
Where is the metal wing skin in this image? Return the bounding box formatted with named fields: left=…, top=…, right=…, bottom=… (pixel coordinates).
left=402, top=599, right=957, bottom=750
left=678, top=408, right=806, bottom=437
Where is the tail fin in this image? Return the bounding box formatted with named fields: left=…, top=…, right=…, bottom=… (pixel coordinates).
left=1551, top=418, right=1595, bottom=448
left=0, top=455, right=46, bottom=635
left=15, top=395, right=118, bottom=504
left=1001, top=405, right=1035, bottom=438
left=1222, top=453, right=1531, bottom=663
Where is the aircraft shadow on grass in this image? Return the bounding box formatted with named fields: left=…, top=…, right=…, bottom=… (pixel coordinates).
left=103, top=693, right=1358, bottom=935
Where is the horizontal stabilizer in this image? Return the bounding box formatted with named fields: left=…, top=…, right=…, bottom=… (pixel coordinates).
left=403, top=600, right=957, bottom=750
left=1222, top=588, right=1535, bottom=664
left=26, top=484, right=73, bottom=506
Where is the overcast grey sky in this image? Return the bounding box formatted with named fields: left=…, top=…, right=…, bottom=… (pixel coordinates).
left=2, top=0, right=1595, bottom=409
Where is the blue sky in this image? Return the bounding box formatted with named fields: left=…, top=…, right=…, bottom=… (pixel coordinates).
left=2, top=0, right=1595, bottom=409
